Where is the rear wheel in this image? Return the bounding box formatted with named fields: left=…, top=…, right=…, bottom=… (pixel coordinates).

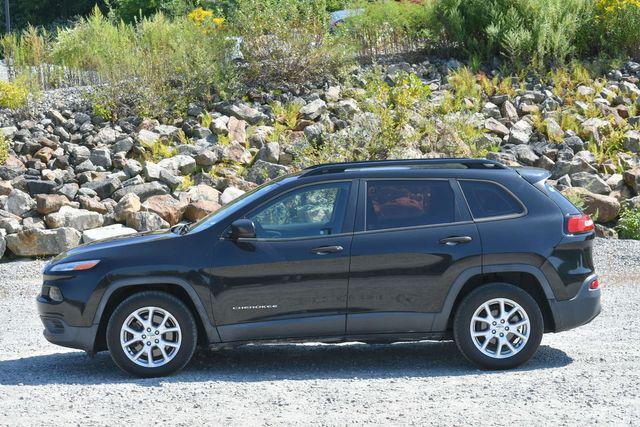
left=106, top=291, right=197, bottom=377
left=453, top=283, right=543, bottom=370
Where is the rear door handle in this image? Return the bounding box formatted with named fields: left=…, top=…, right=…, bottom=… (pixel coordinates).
left=310, top=245, right=344, bottom=255
left=439, top=236, right=472, bottom=245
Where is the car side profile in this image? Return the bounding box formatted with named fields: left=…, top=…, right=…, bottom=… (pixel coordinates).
left=37, top=158, right=601, bottom=377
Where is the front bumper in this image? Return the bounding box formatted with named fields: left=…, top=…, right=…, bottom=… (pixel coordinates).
left=39, top=315, right=98, bottom=352
left=549, top=275, right=601, bottom=332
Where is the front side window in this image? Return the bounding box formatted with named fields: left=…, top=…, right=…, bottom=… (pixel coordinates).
left=365, top=180, right=456, bottom=231
left=248, top=181, right=351, bottom=238
left=459, top=180, right=525, bottom=219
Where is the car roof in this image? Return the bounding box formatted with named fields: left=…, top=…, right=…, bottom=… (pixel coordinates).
left=294, top=158, right=521, bottom=181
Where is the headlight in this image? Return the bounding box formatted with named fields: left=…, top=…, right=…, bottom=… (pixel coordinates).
left=50, top=260, right=100, bottom=272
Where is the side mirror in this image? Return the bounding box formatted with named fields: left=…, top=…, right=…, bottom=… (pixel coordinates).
left=229, top=219, right=256, bottom=239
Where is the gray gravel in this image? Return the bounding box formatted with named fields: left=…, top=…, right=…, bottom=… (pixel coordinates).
left=0, top=238, right=639, bottom=426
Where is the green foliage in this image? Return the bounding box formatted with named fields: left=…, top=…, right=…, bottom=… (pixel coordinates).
left=591, top=0, right=640, bottom=59
left=271, top=101, right=302, bottom=130
left=436, top=0, right=593, bottom=68
left=0, top=133, right=8, bottom=165
left=565, top=192, right=586, bottom=210
left=178, top=174, right=195, bottom=191
left=0, top=76, right=30, bottom=109
left=200, top=110, right=213, bottom=129
left=142, top=139, right=178, bottom=162
left=112, top=0, right=196, bottom=22
left=231, top=0, right=353, bottom=87
left=616, top=208, right=640, bottom=240
left=338, top=0, right=440, bottom=57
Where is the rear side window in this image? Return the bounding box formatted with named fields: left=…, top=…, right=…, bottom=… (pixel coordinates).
left=365, top=180, right=455, bottom=231
left=460, top=180, right=524, bottom=219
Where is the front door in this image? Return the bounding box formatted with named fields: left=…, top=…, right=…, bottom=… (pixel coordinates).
left=210, top=180, right=357, bottom=342
left=347, top=178, right=482, bottom=335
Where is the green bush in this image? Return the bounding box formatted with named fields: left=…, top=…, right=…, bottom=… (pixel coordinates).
left=231, top=0, right=353, bottom=87
left=592, top=0, right=640, bottom=58
left=436, top=0, right=593, bottom=68
left=0, top=133, right=8, bottom=165
left=0, top=77, right=30, bottom=109
left=616, top=208, right=640, bottom=240
left=338, top=0, right=440, bottom=58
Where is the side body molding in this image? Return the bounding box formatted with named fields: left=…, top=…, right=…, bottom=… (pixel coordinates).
left=431, top=264, right=556, bottom=332
left=93, top=276, right=222, bottom=343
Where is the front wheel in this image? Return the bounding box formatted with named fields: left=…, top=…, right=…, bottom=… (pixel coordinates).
left=106, top=291, right=198, bottom=377
left=453, top=283, right=543, bottom=370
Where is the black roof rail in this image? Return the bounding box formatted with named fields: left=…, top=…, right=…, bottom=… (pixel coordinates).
left=301, top=158, right=507, bottom=176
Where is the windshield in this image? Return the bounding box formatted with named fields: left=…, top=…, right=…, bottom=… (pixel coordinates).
left=188, top=175, right=291, bottom=233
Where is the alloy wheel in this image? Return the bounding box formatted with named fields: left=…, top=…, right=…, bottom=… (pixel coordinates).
left=120, top=306, right=182, bottom=368
left=469, top=297, right=530, bottom=359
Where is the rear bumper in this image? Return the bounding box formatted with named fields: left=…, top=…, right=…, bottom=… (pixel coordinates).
left=549, top=275, right=601, bottom=332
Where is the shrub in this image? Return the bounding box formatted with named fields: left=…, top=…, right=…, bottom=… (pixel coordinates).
left=436, top=0, right=593, bottom=68
left=0, top=77, right=30, bottom=109
left=616, top=208, right=640, bottom=240
left=0, top=133, right=8, bottom=165
left=338, top=0, right=440, bottom=58
left=112, top=0, right=196, bottom=22
left=593, top=0, right=640, bottom=58
left=231, top=0, right=353, bottom=87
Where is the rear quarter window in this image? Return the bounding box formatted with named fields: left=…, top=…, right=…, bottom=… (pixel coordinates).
left=459, top=180, right=525, bottom=219
left=542, top=182, right=581, bottom=215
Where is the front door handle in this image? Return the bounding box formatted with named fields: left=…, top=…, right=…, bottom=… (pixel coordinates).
left=310, top=245, right=344, bottom=255
left=439, top=236, right=472, bottom=246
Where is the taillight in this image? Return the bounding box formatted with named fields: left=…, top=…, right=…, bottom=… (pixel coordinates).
left=589, top=279, right=600, bottom=291
left=567, top=214, right=594, bottom=234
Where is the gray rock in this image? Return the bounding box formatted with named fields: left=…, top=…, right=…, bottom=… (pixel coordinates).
left=112, top=181, right=169, bottom=202
left=0, top=210, right=22, bottom=234
left=114, top=193, right=141, bottom=222
left=508, top=130, right=530, bottom=145
left=484, top=118, right=509, bottom=136
left=221, top=102, right=268, bottom=125
left=299, top=99, right=327, bottom=120
left=0, top=234, right=5, bottom=259
left=245, top=160, right=289, bottom=185
left=94, top=127, right=120, bottom=145
left=623, top=130, right=640, bottom=153
left=259, top=141, right=280, bottom=163
left=90, top=147, right=112, bottom=168
left=159, top=169, right=181, bottom=189
left=6, top=190, right=35, bottom=216
left=481, top=102, right=501, bottom=119
left=512, top=145, right=539, bottom=166
left=157, top=155, right=197, bottom=175
left=82, top=224, right=137, bottom=243
left=124, top=159, right=143, bottom=177
left=44, top=206, right=104, bottom=231
left=195, top=149, right=219, bottom=166
left=83, top=177, right=122, bottom=199
left=114, top=137, right=135, bottom=154
left=501, top=100, right=518, bottom=122
left=126, top=211, right=169, bottom=232
left=75, top=159, right=96, bottom=173
left=6, top=227, right=81, bottom=257
left=570, top=172, right=612, bottom=195
left=57, top=183, right=79, bottom=200
left=220, top=186, right=245, bottom=205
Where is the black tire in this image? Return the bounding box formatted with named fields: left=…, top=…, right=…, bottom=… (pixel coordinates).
left=106, top=291, right=198, bottom=377
left=453, top=283, right=543, bottom=370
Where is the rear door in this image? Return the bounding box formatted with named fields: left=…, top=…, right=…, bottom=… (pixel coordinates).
left=346, top=178, right=482, bottom=335
left=211, top=180, right=358, bottom=342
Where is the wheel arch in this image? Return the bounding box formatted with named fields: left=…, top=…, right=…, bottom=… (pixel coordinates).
left=433, top=265, right=557, bottom=333
left=92, top=277, right=220, bottom=352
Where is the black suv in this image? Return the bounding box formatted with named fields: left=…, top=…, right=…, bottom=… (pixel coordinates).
left=38, top=159, right=601, bottom=377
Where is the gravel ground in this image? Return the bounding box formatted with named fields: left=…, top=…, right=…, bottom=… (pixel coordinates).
left=0, top=238, right=638, bottom=426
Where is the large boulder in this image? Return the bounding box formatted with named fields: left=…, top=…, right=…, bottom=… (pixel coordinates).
left=6, top=227, right=81, bottom=257
left=6, top=190, right=36, bottom=216
left=82, top=177, right=122, bottom=200
left=35, top=194, right=74, bottom=215
left=562, top=187, right=621, bottom=223
left=114, top=193, right=141, bottom=222
left=126, top=211, right=169, bottom=232
left=186, top=185, right=220, bottom=203
left=82, top=224, right=137, bottom=244
left=142, top=195, right=187, bottom=226
left=184, top=200, right=221, bottom=222
left=44, top=206, right=104, bottom=231
left=0, top=210, right=22, bottom=234
left=220, top=186, right=245, bottom=205
left=112, top=181, right=168, bottom=202
left=245, top=160, right=289, bottom=185
left=569, top=172, right=611, bottom=195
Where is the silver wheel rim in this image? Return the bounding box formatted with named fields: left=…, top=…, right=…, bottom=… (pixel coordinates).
left=469, top=298, right=530, bottom=359
left=120, top=306, right=182, bottom=368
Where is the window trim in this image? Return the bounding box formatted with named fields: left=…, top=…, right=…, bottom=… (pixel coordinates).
left=360, top=177, right=463, bottom=234
left=457, top=179, right=528, bottom=222
left=222, top=179, right=357, bottom=242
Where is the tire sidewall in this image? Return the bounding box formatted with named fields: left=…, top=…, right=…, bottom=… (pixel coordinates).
left=106, top=291, right=197, bottom=378
left=454, top=283, right=544, bottom=370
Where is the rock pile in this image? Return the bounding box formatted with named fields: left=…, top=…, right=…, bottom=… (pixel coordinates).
left=1, top=58, right=639, bottom=258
